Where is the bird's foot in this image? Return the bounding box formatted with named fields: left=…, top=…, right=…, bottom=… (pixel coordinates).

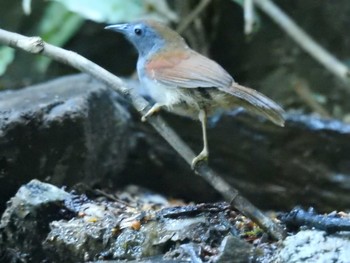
left=141, top=103, right=162, bottom=122
left=191, top=150, right=208, bottom=170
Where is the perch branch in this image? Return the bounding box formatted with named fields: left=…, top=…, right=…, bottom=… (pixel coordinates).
left=253, top=0, right=350, bottom=87
left=0, top=28, right=285, bottom=240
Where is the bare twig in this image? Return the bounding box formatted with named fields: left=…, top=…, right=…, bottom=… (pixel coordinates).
left=280, top=207, right=350, bottom=233
left=294, top=80, right=331, bottom=118
left=0, top=28, right=285, bottom=240
left=253, top=0, right=350, bottom=87
left=176, top=0, right=211, bottom=34
left=244, top=0, right=255, bottom=35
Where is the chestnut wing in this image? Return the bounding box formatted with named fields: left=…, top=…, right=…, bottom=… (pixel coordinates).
left=145, top=50, right=233, bottom=89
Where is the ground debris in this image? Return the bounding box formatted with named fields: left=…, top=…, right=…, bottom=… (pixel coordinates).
left=0, top=180, right=266, bottom=263
left=1, top=180, right=350, bottom=262
left=279, top=207, right=350, bottom=233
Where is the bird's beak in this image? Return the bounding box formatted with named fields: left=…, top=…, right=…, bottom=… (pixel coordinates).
left=104, top=24, right=129, bottom=33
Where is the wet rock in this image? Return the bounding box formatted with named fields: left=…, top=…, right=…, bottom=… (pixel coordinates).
left=44, top=214, right=117, bottom=262
left=208, top=112, right=350, bottom=211
left=122, top=110, right=350, bottom=211
left=0, top=180, right=257, bottom=263
left=0, top=179, right=73, bottom=262
left=3, top=180, right=349, bottom=263
left=215, top=235, right=254, bottom=263
left=89, top=258, right=183, bottom=263
left=0, top=74, right=131, bottom=212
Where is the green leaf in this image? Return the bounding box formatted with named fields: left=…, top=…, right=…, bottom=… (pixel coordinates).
left=53, top=0, right=142, bottom=23
left=38, top=2, right=84, bottom=47
left=35, top=1, right=84, bottom=73
left=52, top=0, right=177, bottom=23
left=232, top=0, right=244, bottom=7
left=343, top=59, right=350, bottom=67
left=0, top=46, right=15, bottom=76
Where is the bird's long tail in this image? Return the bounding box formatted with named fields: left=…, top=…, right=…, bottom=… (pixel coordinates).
left=221, top=82, right=285, bottom=126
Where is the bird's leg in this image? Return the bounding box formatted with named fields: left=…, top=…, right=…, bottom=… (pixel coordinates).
left=191, top=109, right=209, bottom=169
left=141, top=103, right=163, bottom=122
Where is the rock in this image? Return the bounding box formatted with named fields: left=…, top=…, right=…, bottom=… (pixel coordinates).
left=0, top=74, right=131, bottom=213
left=3, top=180, right=349, bottom=263
left=0, top=179, right=73, bottom=262
left=121, top=110, right=350, bottom=211
left=215, top=235, right=254, bottom=263
left=206, top=112, right=350, bottom=211
left=274, top=230, right=350, bottom=263
left=0, top=180, right=256, bottom=263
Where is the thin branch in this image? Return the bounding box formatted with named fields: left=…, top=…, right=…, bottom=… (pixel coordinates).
left=0, top=28, right=285, bottom=240
left=280, top=207, right=350, bottom=233
left=244, top=0, right=255, bottom=35
left=293, top=80, right=331, bottom=118
left=253, top=0, right=350, bottom=87
left=176, top=0, right=211, bottom=34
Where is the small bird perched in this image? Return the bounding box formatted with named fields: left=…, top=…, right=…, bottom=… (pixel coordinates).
left=106, top=20, right=285, bottom=168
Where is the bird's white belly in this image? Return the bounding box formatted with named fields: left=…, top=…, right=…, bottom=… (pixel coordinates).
left=140, top=77, right=202, bottom=118
left=141, top=77, right=184, bottom=106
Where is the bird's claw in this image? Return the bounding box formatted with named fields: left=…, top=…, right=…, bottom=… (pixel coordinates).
left=141, top=115, right=148, bottom=122
left=141, top=103, right=162, bottom=122
left=191, top=151, right=208, bottom=170
left=141, top=110, right=154, bottom=122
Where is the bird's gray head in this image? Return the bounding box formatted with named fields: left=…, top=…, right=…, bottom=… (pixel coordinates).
left=105, top=20, right=187, bottom=57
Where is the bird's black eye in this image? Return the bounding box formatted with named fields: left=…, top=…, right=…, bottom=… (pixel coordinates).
left=134, top=28, right=142, bottom=36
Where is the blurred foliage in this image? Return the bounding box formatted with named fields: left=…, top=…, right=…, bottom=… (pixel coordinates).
left=344, top=59, right=350, bottom=68
left=53, top=0, right=177, bottom=23
left=55, top=0, right=143, bottom=23
left=0, top=0, right=178, bottom=76
left=30, top=0, right=175, bottom=73
left=22, top=0, right=31, bottom=15
left=22, top=0, right=177, bottom=23
left=232, top=0, right=245, bottom=7
left=0, top=47, right=15, bottom=76
left=35, top=2, right=84, bottom=73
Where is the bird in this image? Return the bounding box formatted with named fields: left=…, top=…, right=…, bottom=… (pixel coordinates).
left=105, top=20, right=285, bottom=169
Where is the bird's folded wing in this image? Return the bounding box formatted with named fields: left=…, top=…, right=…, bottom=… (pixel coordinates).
left=145, top=50, right=233, bottom=89
left=146, top=49, right=285, bottom=126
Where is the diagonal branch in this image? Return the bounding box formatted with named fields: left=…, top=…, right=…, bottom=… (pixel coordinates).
left=176, top=0, right=212, bottom=34
left=0, top=28, right=285, bottom=240
left=253, top=0, right=350, bottom=88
